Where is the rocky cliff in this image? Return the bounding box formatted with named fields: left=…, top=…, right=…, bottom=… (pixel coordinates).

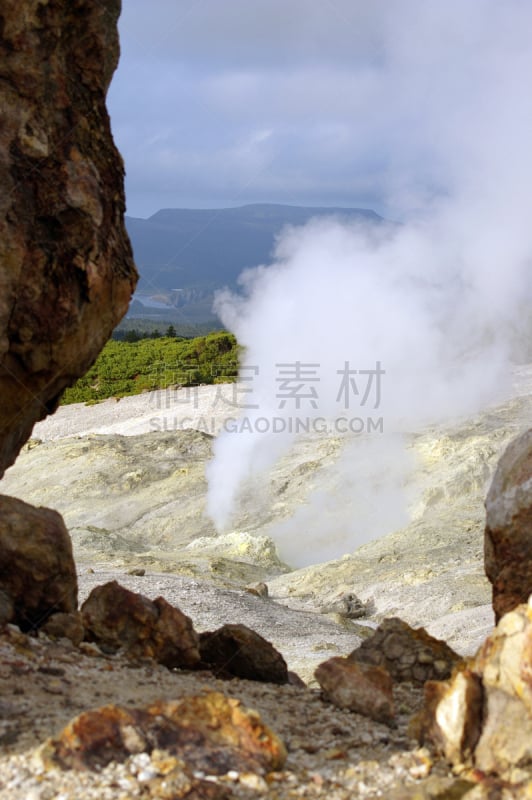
left=0, top=0, right=137, bottom=477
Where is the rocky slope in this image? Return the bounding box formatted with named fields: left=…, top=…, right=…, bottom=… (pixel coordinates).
left=3, top=365, right=531, bottom=657
left=0, top=369, right=530, bottom=798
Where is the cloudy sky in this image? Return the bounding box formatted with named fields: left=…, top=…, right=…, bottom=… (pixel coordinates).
left=109, top=0, right=509, bottom=219
left=106, top=2, right=532, bottom=554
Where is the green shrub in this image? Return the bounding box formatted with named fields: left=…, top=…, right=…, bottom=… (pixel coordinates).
left=61, top=332, right=240, bottom=405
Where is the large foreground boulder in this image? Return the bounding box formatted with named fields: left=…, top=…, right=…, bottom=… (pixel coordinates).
left=0, top=0, right=137, bottom=477
left=419, top=599, right=532, bottom=783
left=485, top=429, right=532, bottom=620
left=0, top=495, right=77, bottom=630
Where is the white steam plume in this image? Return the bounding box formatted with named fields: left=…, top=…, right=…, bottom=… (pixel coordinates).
left=206, top=1, right=532, bottom=564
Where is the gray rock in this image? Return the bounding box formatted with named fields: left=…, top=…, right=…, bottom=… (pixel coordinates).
left=319, top=592, right=370, bottom=619
left=348, top=617, right=461, bottom=685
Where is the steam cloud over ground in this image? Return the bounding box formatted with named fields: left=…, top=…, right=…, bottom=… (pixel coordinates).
left=206, top=1, right=532, bottom=564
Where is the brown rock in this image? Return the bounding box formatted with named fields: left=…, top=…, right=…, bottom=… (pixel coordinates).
left=41, top=611, right=85, bottom=646
left=81, top=581, right=200, bottom=668
left=0, top=495, right=77, bottom=631
left=485, top=429, right=532, bottom=621
left=245, top=582, right=269, bottom=598
left=314, top=656, right=395, bottom=725
left=348, top=617, right=461, bottom=684
left=38, top=691, right=287, bottom=775
left=0, top=0, right=137, bottom=477
left=420, top=601, right=532, bottom=782
left=199, top=623, right=289, bottom=684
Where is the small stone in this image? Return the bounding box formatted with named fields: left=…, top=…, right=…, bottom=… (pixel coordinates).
left=319, top=592, right=369, bottom=619
left=128, top=568, right=146, bottom=577
left=408, top=748, right=433, bottom=779
left=324, top=747, right=347, bottom=760
left=239, top=773, right=268, bottom=792
left=245, top=582, right=269, bottom=598
left=150, top=750, right=184, bottom=776
left=130, top=752, right=151, bottom=771
left=138, top=767, right=158, bottom=782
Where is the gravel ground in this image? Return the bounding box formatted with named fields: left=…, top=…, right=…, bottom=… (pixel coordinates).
left=0, top=624, right=458, bottom=800
left=4, top=375, right=529, bottom=797
left=32, top=364, right=532, bottom=443
left=32, top=385, right=236, bottom=440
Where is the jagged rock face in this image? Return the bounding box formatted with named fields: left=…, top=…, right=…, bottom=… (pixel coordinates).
left=0, top=0, right=137, bottom=477
left=485, top=428, right=532, bottom=620
left=0, top=494, right=77, bottom=630
left=419, top=600, right=532, bottom=783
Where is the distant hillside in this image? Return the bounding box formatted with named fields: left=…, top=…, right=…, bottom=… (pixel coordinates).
left=125, top=203, right=383, bottom=324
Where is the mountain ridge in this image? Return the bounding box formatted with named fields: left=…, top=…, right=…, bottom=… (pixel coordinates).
left=125, top=203, right=384, bottom=323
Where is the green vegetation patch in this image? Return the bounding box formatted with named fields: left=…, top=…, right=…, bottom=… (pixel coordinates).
left=61, top=332, right=239, bottom=405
